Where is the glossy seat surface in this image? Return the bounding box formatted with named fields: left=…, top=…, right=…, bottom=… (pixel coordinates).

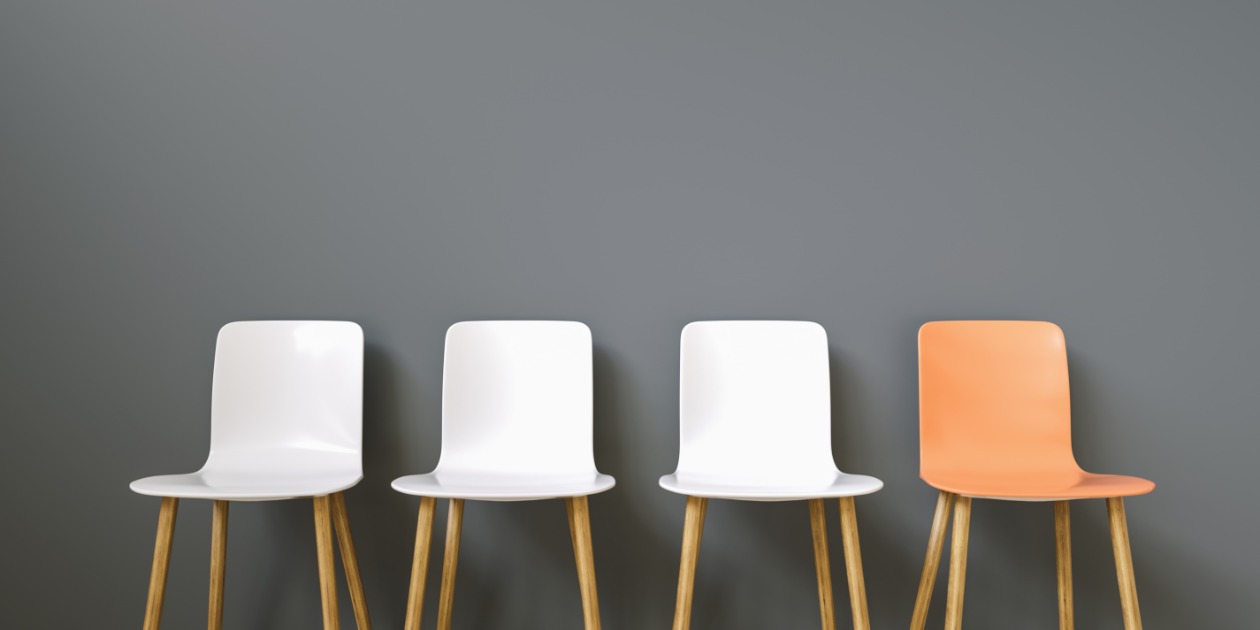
left=659, top=321, right=884, bottom=501
left=130, top=321, right=365, bottom=501
left=391, top=321, right=615, bottom=501
left=919, top=320, right=1154, bottom=500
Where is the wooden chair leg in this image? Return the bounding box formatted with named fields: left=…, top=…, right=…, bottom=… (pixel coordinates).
left=808, top=499, right=837, bottom=630
left=404, top=497, right=437, bottom=630
left=566, top=496, right=603, bottom=630
left=331, top=492, right=372, bottom=630
left=1107, top=498, right=1143, bottom=630
left=313, top=495, right=340, bottom=630
left=837, top=497, right=872, bottom=630
left=208, top=500, right=229, bottom=630
left=943, top=497, right=972, bottom=630
left=909, top=491, right=954, bottom=630
left=1054, top=501, right=1074, bottom=630
left=142, top=497, right=179, bottom=630
left=435, top=499, right=465, bottom=630
left=671, top=495, right=708, bottom=630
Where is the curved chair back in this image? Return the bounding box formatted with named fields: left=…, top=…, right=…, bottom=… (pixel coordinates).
left=436, top=321, right=596, bottom=477
left=676, top=321, right=839, bottom=486
left=207, top=321, right=364, bottom=474
left=918, top=320, right=1079, bottom=478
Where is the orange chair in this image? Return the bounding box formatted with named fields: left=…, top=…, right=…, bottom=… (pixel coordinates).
left=910, top=321, right=1153, bottom=630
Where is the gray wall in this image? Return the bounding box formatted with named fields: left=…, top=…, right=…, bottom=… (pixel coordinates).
left=1, top=1, right=1256, bottom=628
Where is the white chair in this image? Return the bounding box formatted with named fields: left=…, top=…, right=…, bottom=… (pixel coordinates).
left=130, top=321, right=369, bottom=630
left=661, top=321, right=884, bottom=630
left=392, top=321, right=615, bottom=630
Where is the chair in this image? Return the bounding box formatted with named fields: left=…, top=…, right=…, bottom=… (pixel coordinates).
left=660, top=321, right=884, bottom=630
left=910, top=321, right=1155, bottom=630
left=130, top=321, right=369, bottom=630
left=391, top=321, right=615, bottom=630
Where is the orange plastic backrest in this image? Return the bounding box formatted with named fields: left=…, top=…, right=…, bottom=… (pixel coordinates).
left=918, top=321, right=1082, bottom=478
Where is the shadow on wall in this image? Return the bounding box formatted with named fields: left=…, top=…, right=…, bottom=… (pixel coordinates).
left=828, top=347, right=934, bottom=630
left=591, top=345, right=683, bottom=627
left=1066, top=354, right=1216, bottom=629
left=291, top=342, right=686, bottom=630
left=351, top=342, right=437, bottom=629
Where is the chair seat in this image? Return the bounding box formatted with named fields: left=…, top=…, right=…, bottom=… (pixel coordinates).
left=658, top=472, right=883, bottom=501
left=922, top=469, right=1155, bottom=500
left=391, top=471, right=616, bottom=501
left=130, top=470, right=363, bottom=501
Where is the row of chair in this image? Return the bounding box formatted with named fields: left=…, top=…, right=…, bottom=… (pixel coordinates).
left=130, top=319, right=1152, bottom=630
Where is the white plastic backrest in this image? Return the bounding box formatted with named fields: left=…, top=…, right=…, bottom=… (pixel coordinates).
left=676, top=321, right=840, bottom=486
left=436, top=321, right=596, bottom=477
left=205, top=321, right=364, bottom=474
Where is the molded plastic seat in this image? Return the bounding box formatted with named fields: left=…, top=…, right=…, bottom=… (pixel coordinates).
left=919, top=320, right=1154, bottom=500
left=391, top=321, right=615, bottom=501
left=392, top=471, right=614, bottom=501
left=659, top=472, right=882, bottom=501
left=659, top=321, right=883, bottom=501
left=129, top=321, right=365, bottom=501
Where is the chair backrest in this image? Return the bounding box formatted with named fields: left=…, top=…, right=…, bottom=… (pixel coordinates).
left=918, top=320, right=1079, bottom=477
left=436, top=321, right=596, bottom=477
left=676, top=321, right=839, bottom=486
left=207, top=321, right=364, bottom=473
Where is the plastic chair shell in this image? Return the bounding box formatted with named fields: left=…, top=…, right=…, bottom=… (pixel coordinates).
left=918, top=320, right=1154, bottom=500
left=391, top=321, right=615, bottom=501
left=129, top=321, right=364, bottom=501
left=659, top=321, right=883, bottom=501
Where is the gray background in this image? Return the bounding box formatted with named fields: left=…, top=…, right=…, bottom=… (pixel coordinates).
left=1, top=1, right=1256, bottom=628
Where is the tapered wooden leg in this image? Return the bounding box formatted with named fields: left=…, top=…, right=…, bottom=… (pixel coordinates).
left=808, top=499, right=837, bottom=630
left=208, top=500, right=229, bottom=630
left=404, top=497, right=437, bottom=630
left=671, top=496, right=708, bottom=630
left=566, top=496, right=603, bottom=630
left=909, top=491, right=955, bottom=630
left=142, top=497, right=179, bottom=630
left=1107, top=498, right=1143, bottom=630
left=314, top=495, right=340, bottom=630
left=1054, top=501, right=1074, bottom=630
left=330, top=492, right=372, bottom=630
left=838, top=497, right=872, bottom=630
left=944, top=497, right=972, bottom=630
left=435, top=499, right=465, bottom=630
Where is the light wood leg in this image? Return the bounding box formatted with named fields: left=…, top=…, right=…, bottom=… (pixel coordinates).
left=435, top=499, right=465, bottom=630
left=331, top=492, right=372, bottom=630
left=566, top=496, right=603, bottom=630
left=1054, top=501, right=1073, bottom=630
left=314, top=495, right=341, bottom=630
left=944, top=496, right=972, bottom=630
left=671, top=495, right=708, bottom=630
left=808, top=499, right=837, bottom=630
left=208, top=500, right=228, bottom=630
left=909, top=491, right=954, bottom=630
left=1107, top=498, right=1143, bottom=630
left=142, top=497, right=179, bottom=630
left=838, top=497, right=872, bottom=630
left=403, top=497, right=437, bottom=630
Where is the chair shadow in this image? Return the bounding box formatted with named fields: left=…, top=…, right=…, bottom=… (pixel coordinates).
left=350, top=345, right=685, bottom=630
left=233, top=341, right=438, bottom=630
left=863, top=350, right=1205, bottom=630
left=666, top=347, right=926, bottom=630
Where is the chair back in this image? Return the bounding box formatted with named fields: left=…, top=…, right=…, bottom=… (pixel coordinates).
left=918, top=320, right=1079, bottom=478
left=207, top=321, right=364, bottom=474
left=676, top=321, right=839, bottom=486
left=436, top=321, right=596, bottom=477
